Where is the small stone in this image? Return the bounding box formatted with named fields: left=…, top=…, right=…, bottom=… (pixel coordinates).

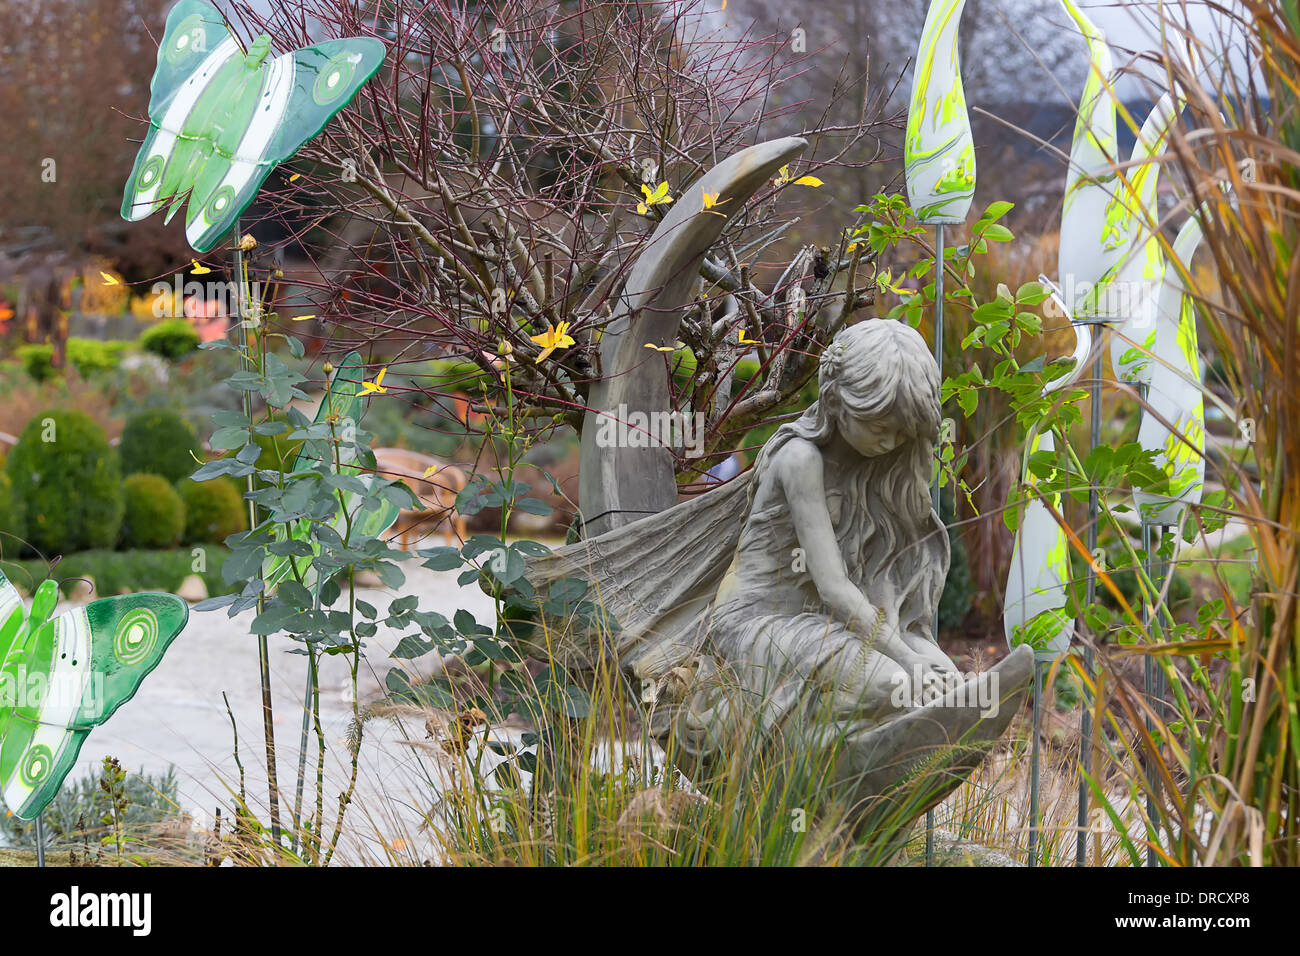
left=177, top=574, right=209, bottom=603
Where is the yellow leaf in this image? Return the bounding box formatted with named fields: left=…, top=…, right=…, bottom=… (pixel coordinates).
left=361, top=367, right=388, bottom=394
left=288, top=172, right=301, bottom=182
left=792, top=175, right=823, bottom=187
left=190, top=259, right=211, bottom=275
left=100, top=271, right=119, bottom=286
left=292, top=314, right=316, bottom=322
left=644, top=343, right=676, bottom=352
left=423, top=464, right=438, bottom=478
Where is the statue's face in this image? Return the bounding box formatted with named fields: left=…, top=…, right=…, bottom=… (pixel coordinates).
left=837, top=409, right=903, bottom=457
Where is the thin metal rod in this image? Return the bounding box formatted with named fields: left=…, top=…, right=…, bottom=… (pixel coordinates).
left=35, top=815, right=45, bottom=867
left=291, top=582, right=325, bottom=853
left=1141, top=520, right=1160, bottom=867
left=1028, top=659, right=1043, bottom=866
left=291, top=649, right=315, bottom=852
left=1142, top=523, right=1172, bottom=866
left=1076, top=350, right=1103, bottom=865
left=234, top=222, right=282, bottom=845
left=925, top=223, right=945, bottom=868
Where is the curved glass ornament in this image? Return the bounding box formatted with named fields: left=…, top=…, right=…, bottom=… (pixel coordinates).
left=1108, top=92, right=1185, bottom=385
left=905, top=0, right=976, bottom=225
left=121, top=0, right=386, bottom=252
left=1133, top=214, right=1207, bottom=526
left=1057, top=0, right=1122, bottom=319
left=1004, top=281, right=1090, bottom=660
left=0, top=574, right=188, bottom=820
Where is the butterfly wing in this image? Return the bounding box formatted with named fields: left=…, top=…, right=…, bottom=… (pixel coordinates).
left=264, top=479, right=403, bottom=595
left=0, top=594, right=188, bottom=821
left=267, top=39, right=388, bottom=162
left=182, top=38, right=387, bottom=252
left=121, top=0, right=243, bottom=226
left=288, top=351, right=369, bottom=476
left=0, top=570, right=26, bottom=664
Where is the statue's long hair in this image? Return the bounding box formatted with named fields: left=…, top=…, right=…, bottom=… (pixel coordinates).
left=524, top=320, right=950, bottom=673
left=751, top=320, right=948, bottom=634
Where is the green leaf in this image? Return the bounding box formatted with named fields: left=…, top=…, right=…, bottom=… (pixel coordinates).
left=392, top=635, right=435, bottom=659
left=251, top=604, right=303, bottom=635
left=982, top=200, right=1015, bottom=221
left=420, top=546, right=463, bottom=571
left=1016, top=282, right=1051, bottom=305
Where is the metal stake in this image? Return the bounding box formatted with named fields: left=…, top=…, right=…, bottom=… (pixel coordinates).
left=1028, top=660, right=1044, bottom=865
left=35, top=814, right=45, bottom=867
left=1076, top=344, right=1103, bottom=865
left=926, top=223, right=945, bottom=868
left=1141, top=521, right=1171, bottom=866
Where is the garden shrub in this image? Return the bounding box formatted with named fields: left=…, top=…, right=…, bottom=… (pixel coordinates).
left=177, top=477, right=247, bottom=544
left=120, top=473, right=185, bottom=549
left=139, top=319, right=199, bottom=361
left=67, top=338, right=129, bottom=376
left=119, top=409, right=202, bottom=484
left=16, top=344, right=57, bottom=382
left=15, top=340, right=129, bottom=381
left=0, top=468, right=24, bottom=550
left=6, top=409, right=123, bottom=554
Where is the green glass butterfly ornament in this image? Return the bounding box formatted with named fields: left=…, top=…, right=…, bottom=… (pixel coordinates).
left=0, top=572, right=188, bottom=820
left=262, top=353, right=405, bottom=596
left=121, top=0, right=387, bottom=252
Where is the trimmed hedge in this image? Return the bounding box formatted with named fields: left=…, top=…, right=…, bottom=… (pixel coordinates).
left=15, top=340, right=129, bottom=381
left=6, top=410, right=123, bottom=554
left=120, top=473, right=186, bottom=549
left=0, top=547, right=234, bottom=600
left=0, top=469, right=24, bottom=551
left=139, top=319, right=199, bottom=361
left=176, top=477, right=247, bottom=545
left=119, top=409, right=202, bottom=484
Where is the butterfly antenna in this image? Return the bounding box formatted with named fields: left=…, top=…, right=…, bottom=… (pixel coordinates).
left=57, top=575, right=94, bottom=598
